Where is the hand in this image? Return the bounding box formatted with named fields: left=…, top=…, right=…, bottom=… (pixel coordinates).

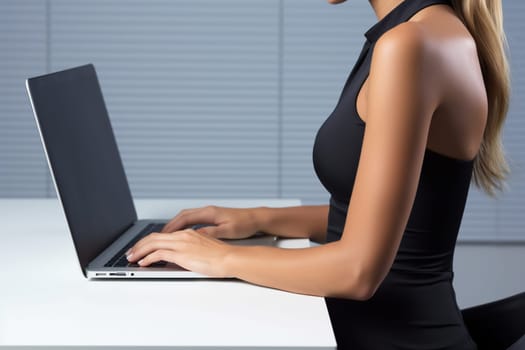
left=161, top=206, right=258, bottom=240
left=126, top=229, right=233, bottom=277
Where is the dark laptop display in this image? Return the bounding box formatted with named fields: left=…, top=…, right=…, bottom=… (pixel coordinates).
left=27, top=63, right=282, bottom=279
left=27, top=64, right=137, bottom=269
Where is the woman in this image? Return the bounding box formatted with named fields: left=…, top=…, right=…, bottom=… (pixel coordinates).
left=126, top=0, right=510, bottom=348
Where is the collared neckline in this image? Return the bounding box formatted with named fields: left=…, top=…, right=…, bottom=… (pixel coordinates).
left=364, top=0, right=451, bottom=43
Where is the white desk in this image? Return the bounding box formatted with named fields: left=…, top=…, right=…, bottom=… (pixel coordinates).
left=0, top=199, right=336, bottom=349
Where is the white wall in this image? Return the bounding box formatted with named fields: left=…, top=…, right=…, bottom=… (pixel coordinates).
left=453, top=243, right=525, bottom=308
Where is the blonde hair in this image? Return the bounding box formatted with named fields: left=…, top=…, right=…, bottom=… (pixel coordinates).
left=449, top=0, right=510, bottom=196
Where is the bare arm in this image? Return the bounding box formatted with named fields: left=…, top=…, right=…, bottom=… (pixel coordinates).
left=222, top=23, right=438, bottom=298
left=160, top=204, right=328, bottom=242
left=252, top=205, right=329, bottom=243
left=129, top=23, right=439, bottom=300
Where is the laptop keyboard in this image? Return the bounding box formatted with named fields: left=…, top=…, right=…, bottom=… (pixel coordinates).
left=104, top=223, right=167, bottom=268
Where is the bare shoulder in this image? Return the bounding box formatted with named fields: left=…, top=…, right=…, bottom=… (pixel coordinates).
left=368, top=18, right=468, bottom=113
left=369, top=8, right=486, bottom=161
left=367, top=21, right=440, bottom=123
left=374, top=7, right=478, bottom=72
left=373, top=21, right=432, bottom=69
left=374, top=2, right=476, bottom=66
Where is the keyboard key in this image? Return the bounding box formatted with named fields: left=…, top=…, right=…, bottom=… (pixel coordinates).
left=104, top=223, right=165, bottom=267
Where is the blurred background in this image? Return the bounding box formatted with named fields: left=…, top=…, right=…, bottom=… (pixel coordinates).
left=1, top=0, right=524, bottom=306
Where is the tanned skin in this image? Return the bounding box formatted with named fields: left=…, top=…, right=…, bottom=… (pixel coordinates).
left=126, top=0, right=487, bottom=300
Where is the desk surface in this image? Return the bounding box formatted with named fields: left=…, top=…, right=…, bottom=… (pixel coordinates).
left=0, top=199, right=336, bottom=349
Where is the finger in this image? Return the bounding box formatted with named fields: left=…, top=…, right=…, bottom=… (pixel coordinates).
left=169, top=228, right=198, bottom=242
left=161, top=208, right=202, bottom=233
left=162, top=207, right=215, bottom=233
left=196, top=225, right=226, bottom=238
left=138, top=249, right=177, bottom=267
left=127, top=238, right=176, bottom=262
left=127, top=232, right=172, bottom=259
left=160, top=209, right=194, bottom=233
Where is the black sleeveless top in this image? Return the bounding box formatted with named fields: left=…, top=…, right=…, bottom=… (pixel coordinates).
left=312, top=1, right=477, bottom=349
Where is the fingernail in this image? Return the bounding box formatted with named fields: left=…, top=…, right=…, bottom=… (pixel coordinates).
left=138, top=259, right=144, bottom=266
left=125, top=249, right=131, bottom=256
left=126, top=253, right=133, bottom=261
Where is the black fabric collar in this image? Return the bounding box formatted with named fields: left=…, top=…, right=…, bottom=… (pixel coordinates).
left=364, top=0, right=451, bottom=43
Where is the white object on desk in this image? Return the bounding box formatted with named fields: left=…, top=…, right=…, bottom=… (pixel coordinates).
left=0, top=199, right=336, bottom=349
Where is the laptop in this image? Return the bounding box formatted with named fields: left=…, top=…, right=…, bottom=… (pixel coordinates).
left=26, top=64, right=279, bottom=279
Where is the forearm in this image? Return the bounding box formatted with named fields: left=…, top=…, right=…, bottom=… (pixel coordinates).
left=250, top=205, right=329, bottom=243
left=223, top=242, right=371, bottom=300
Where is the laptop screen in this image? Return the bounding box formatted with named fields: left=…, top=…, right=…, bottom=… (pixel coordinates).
left=27, top=64, right=137, bottom=271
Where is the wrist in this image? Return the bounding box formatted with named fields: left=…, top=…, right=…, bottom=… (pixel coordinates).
left=248, top=206, right=270, bottom=234
left=222, top=244, right=240, bottom=278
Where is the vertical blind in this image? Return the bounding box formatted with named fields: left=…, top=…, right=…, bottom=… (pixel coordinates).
left=0, top=0, right=523, bottom=241
left=0, top=1, right=48, bottom=197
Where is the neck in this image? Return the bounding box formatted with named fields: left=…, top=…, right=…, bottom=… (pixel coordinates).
left=369, top=0, right=405, bottom=20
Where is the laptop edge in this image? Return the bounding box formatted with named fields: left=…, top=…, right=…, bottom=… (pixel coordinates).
left=25, top=65, right=220, bottom=279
